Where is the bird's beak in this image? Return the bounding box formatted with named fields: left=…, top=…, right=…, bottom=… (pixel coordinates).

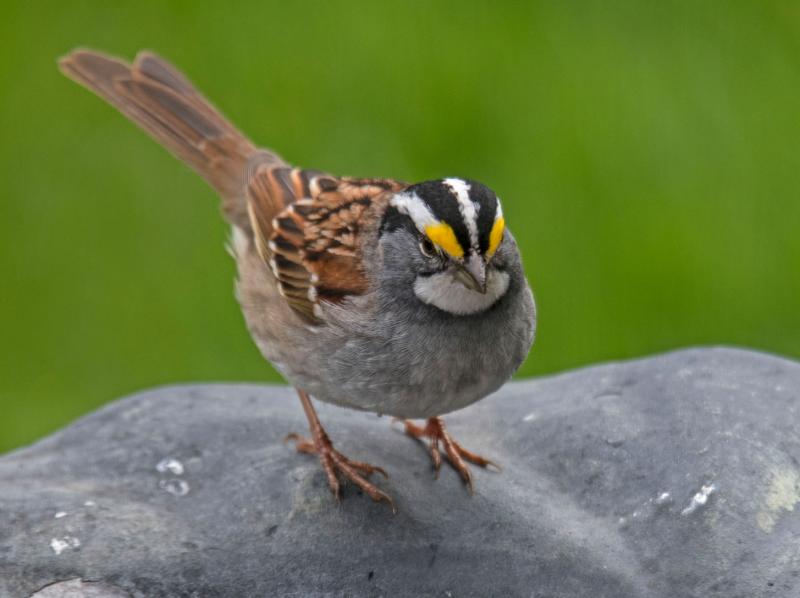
left=455, top=253, right=487, bottom=294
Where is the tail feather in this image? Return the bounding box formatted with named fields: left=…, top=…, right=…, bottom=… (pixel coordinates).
left=59, top=49, right=285, bottom=228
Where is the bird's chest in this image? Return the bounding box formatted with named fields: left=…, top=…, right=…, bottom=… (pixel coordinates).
left=316, top=305, right=527, bottom=418
left=274, top=281, right=535, bottom=419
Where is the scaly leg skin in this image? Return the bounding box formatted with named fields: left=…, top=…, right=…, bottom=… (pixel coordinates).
left=401, top=417, right=500, bottom=493
left=286, top=389, right=395, bottom=511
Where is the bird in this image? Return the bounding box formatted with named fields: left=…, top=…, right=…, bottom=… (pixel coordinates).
left=59, top=49, right=537, bottom=508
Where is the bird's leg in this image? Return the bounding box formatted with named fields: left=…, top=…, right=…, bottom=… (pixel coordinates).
left=401, top=417, right=500, bottom=493
left=285, top=389, right=394, bottom=509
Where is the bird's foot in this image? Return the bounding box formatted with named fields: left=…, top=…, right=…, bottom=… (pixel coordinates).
left=399, top=417, right=500, bottom=493
left=285, top=430, right=394, bottom=510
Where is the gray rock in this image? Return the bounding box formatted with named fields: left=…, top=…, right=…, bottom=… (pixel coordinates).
left=29, top=578, right=131, bottom=598
left=1, top=348, right=799, bottom=598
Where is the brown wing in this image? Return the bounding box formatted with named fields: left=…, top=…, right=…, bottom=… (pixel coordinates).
left=246, top=169, right=406, bottom=321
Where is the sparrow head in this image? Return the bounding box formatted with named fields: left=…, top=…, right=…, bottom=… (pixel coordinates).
left=381, top=178, right=513, bottom=315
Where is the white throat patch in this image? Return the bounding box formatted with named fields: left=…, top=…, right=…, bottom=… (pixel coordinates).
left=414, top=268, right=510, bottom=315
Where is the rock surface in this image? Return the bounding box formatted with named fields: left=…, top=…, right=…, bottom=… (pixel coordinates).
left=1, top=348, right=799, bottom=597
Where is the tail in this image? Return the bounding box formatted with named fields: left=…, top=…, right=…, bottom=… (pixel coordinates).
left=59, top=48, right=285, bottom=228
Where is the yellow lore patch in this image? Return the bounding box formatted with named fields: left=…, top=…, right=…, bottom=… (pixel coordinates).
left=488, top=216, right=505, bottom=256
left=424, top=222, right=464, bottom=258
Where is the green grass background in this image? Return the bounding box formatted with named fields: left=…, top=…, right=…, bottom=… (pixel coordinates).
left=2, top=1, right=799, bottom=452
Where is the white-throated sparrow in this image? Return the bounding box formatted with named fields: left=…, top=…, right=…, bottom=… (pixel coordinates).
left=60, top=49, right=536, bottom=508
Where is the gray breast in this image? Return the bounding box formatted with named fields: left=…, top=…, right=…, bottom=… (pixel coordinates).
left=288, top=267, right=536, bottom=419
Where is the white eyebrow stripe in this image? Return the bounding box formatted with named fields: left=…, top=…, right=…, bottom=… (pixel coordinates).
left=390, top=191, right=438, bottom=230
left=444, top=178, right=479, bottom=251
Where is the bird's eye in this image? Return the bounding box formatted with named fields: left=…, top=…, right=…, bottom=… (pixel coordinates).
left=419, top=237, right=438, bottom=258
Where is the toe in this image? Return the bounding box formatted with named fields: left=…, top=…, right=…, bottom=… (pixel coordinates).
left=283, top=432, right=303, bottom=444
left=344, top=456, right=390, bottom=479
left=455, top=444, right=502, bottom=471
left=332, top=453, right=395, bottom=508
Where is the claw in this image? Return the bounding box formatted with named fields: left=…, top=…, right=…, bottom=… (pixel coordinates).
left=288, top=389, right=394, bottom=510
left=399, top=416, right=498, bottom=492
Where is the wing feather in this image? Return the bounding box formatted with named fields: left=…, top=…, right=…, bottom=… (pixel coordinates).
left=246, top=170, right=406, bottom=321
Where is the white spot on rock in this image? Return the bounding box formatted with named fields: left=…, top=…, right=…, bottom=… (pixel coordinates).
left=156, top=458, right=185, bottom=476
left=655, top=492, right=671, bottom=505
left=54, top=511, right=67, bottom=519
left=522, top=412, right=537, bottom=422
left=84, top=500, right=96, bottom=507
left=681, top=483, right=716, bottom=515
left=50, top=536, right=80, bottom=555
left=159, top=478, right=190, bottom=497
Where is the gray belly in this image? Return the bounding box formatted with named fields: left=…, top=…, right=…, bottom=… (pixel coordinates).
left=280, top=284, right=536, bottom=419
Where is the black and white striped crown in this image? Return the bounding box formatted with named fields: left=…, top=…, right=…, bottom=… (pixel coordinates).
left=386, top=178, right=505, bottom=259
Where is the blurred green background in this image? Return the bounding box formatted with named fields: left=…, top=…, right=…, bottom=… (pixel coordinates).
left=2, top=1, right=799, bottom=453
